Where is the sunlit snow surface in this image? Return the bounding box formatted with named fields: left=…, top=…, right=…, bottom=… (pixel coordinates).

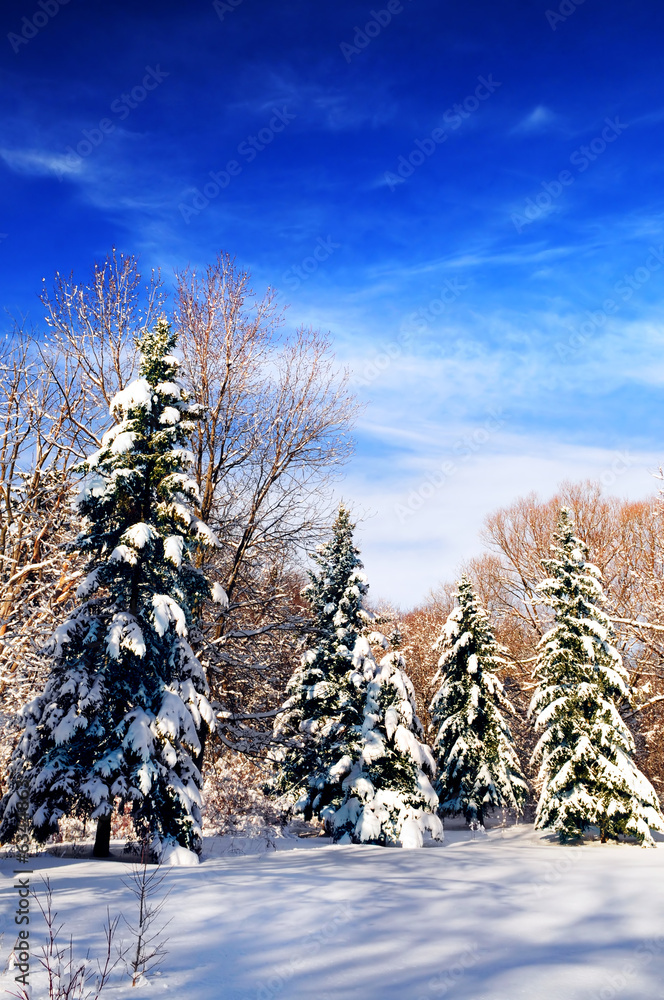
left=2, top=822, right=664, bottom=999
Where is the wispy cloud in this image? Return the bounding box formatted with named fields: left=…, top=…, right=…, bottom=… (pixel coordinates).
left=227, top=71, right=396, bottom=131
left=0, top=147, right=81, bottom=179
left=342, top=435, right=660, bottom=606
left=360, top=242, right=580, bottom=283
left=511, top=105, right=558, bottom=134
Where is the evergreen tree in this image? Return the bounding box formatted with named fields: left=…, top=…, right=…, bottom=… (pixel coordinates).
left=274, top=509, right=443, bottom=847
left=272, top=505, right=370, bottom=823
left=332, top=640, right=443, bottom=847
left=530, top=507, right=664, bottom=846
left=0, top=320, right=222, bottom=860
left=429, top=576, right=528, bottom=827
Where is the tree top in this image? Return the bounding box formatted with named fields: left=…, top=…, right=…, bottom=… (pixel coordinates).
left=138, top=317, right=179, bottom=386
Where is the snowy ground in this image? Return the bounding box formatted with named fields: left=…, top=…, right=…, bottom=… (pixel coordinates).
left=2, top=823, right=664, bottom=1000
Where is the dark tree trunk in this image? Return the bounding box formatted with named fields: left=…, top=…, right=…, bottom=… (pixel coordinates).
left=92, top=814, right=112, bottom=857
left=194, top=721, right=209, bottom=774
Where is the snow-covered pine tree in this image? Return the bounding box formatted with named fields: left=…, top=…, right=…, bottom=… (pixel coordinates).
left=272, top=505, right=370, bottom=824
left=332, top=637, right=444, bottom=848
left=429, top=576, right=528, bottom=827
left=0, top=319, right=223, bottom=861
left=530, top=506, right=664, bottom=846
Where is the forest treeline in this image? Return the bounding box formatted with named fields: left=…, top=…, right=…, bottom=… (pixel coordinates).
left=1, top=249, right=663, bottom=843
left=401, top=481, right=664, bottom=798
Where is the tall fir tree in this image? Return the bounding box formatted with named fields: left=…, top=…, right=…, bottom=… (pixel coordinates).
left=0, top=320, right=223, bottom=860
left=332, top=639, right=444, bottom=847
left=272, top=505, right=371, bottom=823
left=530, top=507, right=664, bottom=846
left=429, top=576, right=528, bottom=827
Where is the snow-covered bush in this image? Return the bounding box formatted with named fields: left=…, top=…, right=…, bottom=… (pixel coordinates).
left=202, top=751, right=284, bottom=837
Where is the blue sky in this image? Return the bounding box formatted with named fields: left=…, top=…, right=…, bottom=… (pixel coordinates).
left=2, top=0, right=664, bottom=605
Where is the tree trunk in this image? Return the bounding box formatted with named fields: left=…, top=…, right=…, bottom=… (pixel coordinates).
left=92, top=814, right=112, bottom=857
left=195, top=722, right=208, bottom=775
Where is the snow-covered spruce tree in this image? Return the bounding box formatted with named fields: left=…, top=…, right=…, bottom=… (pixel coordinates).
left=429, top=576, right=528, bottom=827
left=332, top=637, right=444, bottom=847
left=0, top=319, right=222, bottom=861
left=272, top=505, right=371, bottom=823
left=530, top=507, right=664, bottom=846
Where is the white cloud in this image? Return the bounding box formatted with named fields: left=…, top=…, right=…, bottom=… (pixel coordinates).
left=341, top=437, right=660, bottom=608
left=359, top=242, right=580, bottom=282
left=0, top=147, right=81, bottom=179
left=294, top=292, right=664, bottom=609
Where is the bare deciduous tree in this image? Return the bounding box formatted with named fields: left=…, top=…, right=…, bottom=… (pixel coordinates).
left=173, top=253, right=359, bottom=759
left=0, top=252, right=164, bottom=791
left=463, top=481, right=664, bottom=790
left=0, top=249, right=359, bottom=833
left=0, top=331, right=85, bottom=780
left=40, top=247, right=164, bottom=419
